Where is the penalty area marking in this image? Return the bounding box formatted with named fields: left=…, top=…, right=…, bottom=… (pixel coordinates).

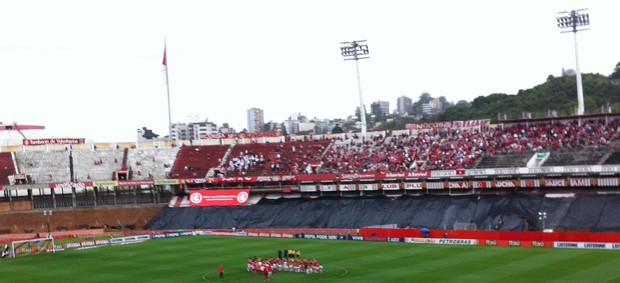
left=200, top=272, right=210, bottom=281
left=324, top=265, right=349, bottom=279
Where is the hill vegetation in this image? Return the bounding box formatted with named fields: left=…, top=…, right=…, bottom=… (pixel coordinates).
left=375, top=72, right=620, bottom=131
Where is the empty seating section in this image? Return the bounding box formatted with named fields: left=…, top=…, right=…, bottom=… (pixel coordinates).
left=476, top=152, right=532, bottom=168
left=17, top=148, right=178, bottom=183
left=0, top=152, right=16, bottom=185
left=603, top=147, right=620, bottom=164
left=71, top=149, right=125, bottom=181
left=169, top=145, right=229, bottom=178
left=126, top=147, right=179, bottom=179
left=16, top=150, right=71, bottom=183
left=543, top=148, right=609, bottom=166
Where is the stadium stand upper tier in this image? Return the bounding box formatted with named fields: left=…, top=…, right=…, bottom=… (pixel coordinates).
left=126, top=147, right=179, bottom=179
left=13, top=147, right=179, bottom=184
left=1, top=116, right=619, bottom=185
left=15, top=150, right=71, bottom=183
left=0, top=152, right=16, bottom=184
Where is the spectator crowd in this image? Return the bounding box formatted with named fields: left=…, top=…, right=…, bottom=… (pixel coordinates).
left=177, top=119, right=620, bottom=178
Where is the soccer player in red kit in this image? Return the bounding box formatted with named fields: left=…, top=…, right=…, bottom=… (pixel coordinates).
left=263, top=265, right=269, bottom=281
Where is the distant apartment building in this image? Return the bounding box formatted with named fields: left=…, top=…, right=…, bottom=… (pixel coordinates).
left=431, top=97, right=443, bottom=111
left=218, top=123, right=235, bottom=135
left=247, top=107, right=264, bottom=133
left=370, top=100, right=390, bottom=121
left=396, top=96, right=412, bottom=116
left=283, top=113, right=315, bottom=134
left=313, top=119, right=332, bottom=135
left=421, top=98, right=444, bottom=115
left=262, top=121, right=282, bottom=133
left=171, top=120, right=218, bottom=140
left=421, top=103, right=436, bottom=115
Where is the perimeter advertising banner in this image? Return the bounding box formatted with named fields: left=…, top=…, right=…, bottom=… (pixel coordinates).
left=117, top=180, right=154, bottom=186
left=94, top=181, right=118, bottom=187
left=154, top=179, right=179, bottom=185
left=49, top=181, right=94, bottom=189
left=23, top=138, right=85, bottom=145
left=188, top=189, right=250, bottom=207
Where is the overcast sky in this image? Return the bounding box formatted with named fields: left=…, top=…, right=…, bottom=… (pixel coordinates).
left=0, top=0, right=617, bottom=142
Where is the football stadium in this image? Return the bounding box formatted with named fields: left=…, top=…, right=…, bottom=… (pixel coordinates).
left=1, top=111, right=620, bottom=281
left=3, top=3, right=620, bottom=282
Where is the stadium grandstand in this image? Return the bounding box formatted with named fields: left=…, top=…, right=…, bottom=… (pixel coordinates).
left=1, top=113, right=620, bottom=237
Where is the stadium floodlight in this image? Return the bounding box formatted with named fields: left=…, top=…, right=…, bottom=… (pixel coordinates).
left=44, top=210, right=52, bottom=234
left=556, top=9, right=590, bottom=116
left=340, top=40, right=370, bottom=138
left=538, top=211, right=547, bottom=231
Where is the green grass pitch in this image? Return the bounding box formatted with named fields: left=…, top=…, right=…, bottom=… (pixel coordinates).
left=3, top=236, right=620, bottom=282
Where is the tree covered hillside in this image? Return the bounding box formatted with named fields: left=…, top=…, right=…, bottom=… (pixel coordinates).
left=437, top=73, right=620, bottom=123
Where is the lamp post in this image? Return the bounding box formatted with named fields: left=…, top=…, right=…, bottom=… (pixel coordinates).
left=43, top=210, right=52, bottom=236
left=340, top=40, right=370, bottom=138
left=538, top=211, right=547, bottom=231
left=556, top=9, right=590, bottom=116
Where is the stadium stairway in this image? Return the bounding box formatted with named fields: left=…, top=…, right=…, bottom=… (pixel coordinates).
left=599, top=142, right=620, bottom=164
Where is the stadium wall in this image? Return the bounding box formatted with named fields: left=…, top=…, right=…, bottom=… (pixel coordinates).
left=360, top=228, right=620, bottom=243
left=244, top=228, right=358, bottom=236
left=0, top=205, right=163, bottom=234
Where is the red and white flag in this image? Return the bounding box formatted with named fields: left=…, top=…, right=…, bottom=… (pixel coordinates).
left=162, top=44, right=167, bottom=67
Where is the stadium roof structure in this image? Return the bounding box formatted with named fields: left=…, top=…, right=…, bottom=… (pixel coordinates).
left=0, top=122, right=91, bottom=147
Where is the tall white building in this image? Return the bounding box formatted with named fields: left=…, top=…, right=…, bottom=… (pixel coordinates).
left=247, top=107, right=264, bottom=133
left=396, top=96, right=412, bottom=116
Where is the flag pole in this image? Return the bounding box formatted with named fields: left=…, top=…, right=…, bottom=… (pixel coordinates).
left=163, top=38, right=172, bottom=141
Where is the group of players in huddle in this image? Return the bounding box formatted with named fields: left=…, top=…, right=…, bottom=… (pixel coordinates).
left=246, top=251, right=324, bottom=280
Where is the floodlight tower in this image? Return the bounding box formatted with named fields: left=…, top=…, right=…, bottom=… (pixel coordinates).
left=538, top=211, right=547, bottom=231
left=557, top=9, right=590, bottom=115
left=340, top=40, right=370, bottom=138
left=43, top=210, right=52, bottom=234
